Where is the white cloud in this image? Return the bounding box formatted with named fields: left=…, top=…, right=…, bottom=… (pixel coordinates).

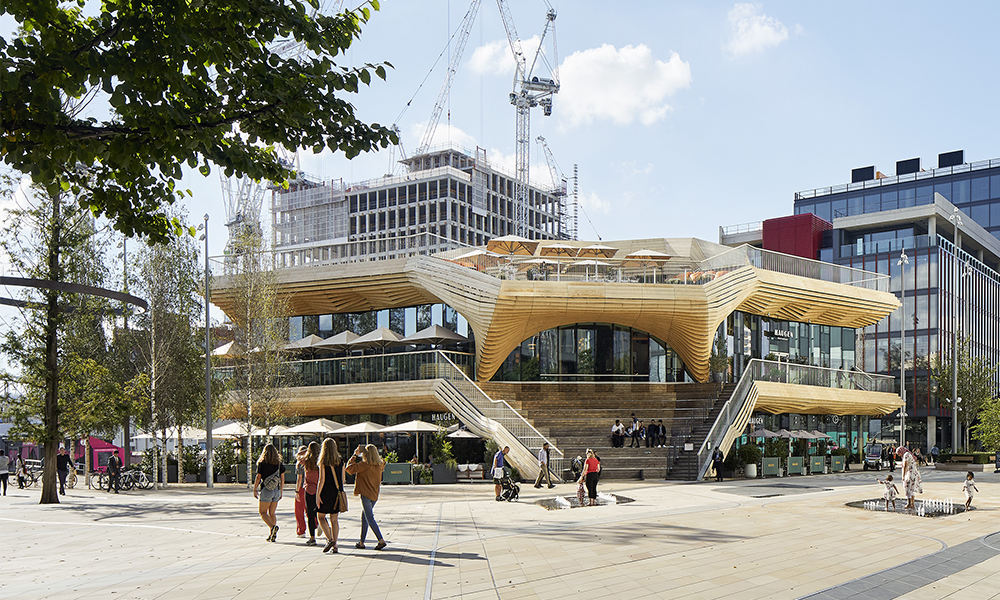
left=724, top=3, right=791, bottom=58
left=557, top=44, right=691, bottom=127
left=469, top=36, right=543, bottom=76
left=405, top=122, right=480, bottom=153
left=578, top=191, right=610, bottom=214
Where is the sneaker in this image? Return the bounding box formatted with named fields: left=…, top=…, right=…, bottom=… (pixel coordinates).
left=495, top=496, right=502, bottom=501
left=548, top=485, right=555, bottom=489
left=323, top=539, right=335, bottom=552
left=355, top=541, right=366, bottom=550
left=374, top=540, right=387, bottom=551
left=272, top=525, right=279, bottom=542
left=297, top=533, right=306, bottom=538
left=533, top=484, right=541, bottom=489
left=305, top=538, right=317, bottom=546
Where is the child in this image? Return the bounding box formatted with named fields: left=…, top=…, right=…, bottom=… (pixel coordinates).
left=963, top=471, right=979, bottom=510
left=877, top=475, right=898, bottom=511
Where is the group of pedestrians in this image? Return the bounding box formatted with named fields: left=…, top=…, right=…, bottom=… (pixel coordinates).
left=612, top=414, right=667, bottom=448
left=254, top=440, right=387, bottom=552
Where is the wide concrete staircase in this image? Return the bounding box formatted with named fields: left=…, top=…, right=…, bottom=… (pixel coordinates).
left=482, top=382, right=736, bottom=481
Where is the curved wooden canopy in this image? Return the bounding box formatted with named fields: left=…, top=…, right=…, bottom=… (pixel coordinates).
left=212, top=244, right=899, bottom=383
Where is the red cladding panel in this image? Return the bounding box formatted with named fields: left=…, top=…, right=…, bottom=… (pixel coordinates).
left=762, top=214, right=832, bottom=260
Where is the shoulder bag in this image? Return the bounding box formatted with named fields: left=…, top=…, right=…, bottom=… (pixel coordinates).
left=335, top=464, right=348, bottom=513
left=261, top=468, right=281, bottom=491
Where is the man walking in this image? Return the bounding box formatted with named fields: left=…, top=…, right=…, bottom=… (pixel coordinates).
left=930, top=444, right=939, bottom=465
left=492, top=446, right=509, bottom=501
left=533, top=442, right=555, bottom=489
left=56, top=446, right=71, bottom=495
left=107, top=449, right=122, bottom=493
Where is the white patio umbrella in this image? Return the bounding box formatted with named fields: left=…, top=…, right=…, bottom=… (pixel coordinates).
left=573, top=259, right=612, bottom=281
left=212, top=422, right=251, bottom=438
left=624, top=249, right=671, bottom=282
left=313, top=330, right=359, bottom=353
left=251, top=425, right=288, bottom=437
left=576, top=244, right=619, bottom=259
left=281, top=418, right=346, bottom=436
left=132, top=426, right=207, bottom=440
left=381, top=420, right=442, bottom=463
left=208, top=341, right=244, bottom=358
left=334, top=421, right=385, bottom=444
left=400, top=324, right=469, bottom=348
left=539, top=243, right=578, bottom=281
left=283, top=334, right=326, bottom=353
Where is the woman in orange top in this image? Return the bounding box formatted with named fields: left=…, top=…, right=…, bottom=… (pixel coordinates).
left=580, top=449, right=601, bottom=506
left=346, top=444, right=387, bottom=550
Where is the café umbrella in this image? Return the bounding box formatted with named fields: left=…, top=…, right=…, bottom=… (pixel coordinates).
left=380, top=419, right=442, bottom=463
left=334, top=421, right=385, bottom=444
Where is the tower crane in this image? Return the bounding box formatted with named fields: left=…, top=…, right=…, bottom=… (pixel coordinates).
left=496, top=3, right=560, bottom=236
left=535, top=136, right=576, bottom=240
left=219, top=0, right=343, bottom=263
left=414, top=0, right=484, bottom=157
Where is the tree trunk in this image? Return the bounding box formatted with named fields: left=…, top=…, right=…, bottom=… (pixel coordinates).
left=161, top=429, right=169, bottom=487
left=40, top=193, right=62, bottom=504
left=85, top=438, right=92, bottom=489
left=177, top=429, right=184, bottom=482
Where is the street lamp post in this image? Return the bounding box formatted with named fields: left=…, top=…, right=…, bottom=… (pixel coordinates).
left=203, top=214, right=214, bottom=488
left=897, top=248, right=909, bottom=448
left=948, top=208, right=961, bottom=452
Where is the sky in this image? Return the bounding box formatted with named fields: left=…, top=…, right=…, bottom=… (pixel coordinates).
left=6, top=1, right=1000, bottom=280
left=210, top=0, right=1000, bottom=248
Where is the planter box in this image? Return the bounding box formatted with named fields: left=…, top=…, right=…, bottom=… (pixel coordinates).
left=216, top=474, right=231, bottom=483
left=184, top=474, right=197, bottom=483
left=831, top=456, right=845, bottom=472
left=761, top=458, right=779, bottom=477
left=383, top=463, right=412, bottom=484
left=432, top=464, right=457, bottom=484
left=810, top=457, right=825, bottom=474
left=787, top=457, right=804, bottom=475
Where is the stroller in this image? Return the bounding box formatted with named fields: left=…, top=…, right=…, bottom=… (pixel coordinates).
left=498, top=470, right=520, bottom=502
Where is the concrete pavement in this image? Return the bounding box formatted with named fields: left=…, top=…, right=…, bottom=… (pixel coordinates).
left=2, top=468, right=999, bottom=599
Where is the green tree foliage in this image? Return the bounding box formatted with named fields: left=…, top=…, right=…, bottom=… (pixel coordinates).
left=221, top=229, right=295, bottom=485
left=934, top=337, right=995, bottom=450
left=1, top=0, right=397, bottom=242
left=0, top=183, right=132, bottom=503
left=124, top=218, right=210, bottom=484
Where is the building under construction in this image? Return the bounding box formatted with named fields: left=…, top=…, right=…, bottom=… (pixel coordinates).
left=271, top=144, right=574, bottom=268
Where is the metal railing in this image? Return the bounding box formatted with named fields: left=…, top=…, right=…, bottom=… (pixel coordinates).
left=701, top=245, right=889, bottom=291
left=696, top=359, right=896, bottom=480
left=432, top=352, right=565, bottom=480
left=795, top=158, right=1000, bottom=200
left=214, top=351, right=475, bottom=385
left=720, top=221, right=763, bottom=237
left=839, top=234, right=935, bottom=258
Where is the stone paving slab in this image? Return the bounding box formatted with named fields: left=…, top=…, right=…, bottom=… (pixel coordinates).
left=1, top=472, right=999, bottom=599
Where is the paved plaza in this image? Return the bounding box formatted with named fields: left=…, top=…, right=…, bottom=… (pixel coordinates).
left=3, top=469, right=1000, bottom=599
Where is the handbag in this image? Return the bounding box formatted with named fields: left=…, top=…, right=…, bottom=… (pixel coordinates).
left=335, top=464, right=348, bottom=513
left=261, top=470, right=281, bottom=491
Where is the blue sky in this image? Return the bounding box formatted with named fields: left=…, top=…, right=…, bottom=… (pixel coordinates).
left=6, top=1, right=1000, bottom=254
left=233, top=0, right=1000, bottom=249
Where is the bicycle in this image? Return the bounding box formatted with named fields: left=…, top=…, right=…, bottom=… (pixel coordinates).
left=129, top=469, right=153, bottom=490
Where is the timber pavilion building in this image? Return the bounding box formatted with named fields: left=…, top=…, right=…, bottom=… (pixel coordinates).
left=213, top=236, right=902, bottom=481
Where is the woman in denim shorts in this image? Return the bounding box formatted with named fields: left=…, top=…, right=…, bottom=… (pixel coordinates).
left=254, top=444, right=285, bottom=541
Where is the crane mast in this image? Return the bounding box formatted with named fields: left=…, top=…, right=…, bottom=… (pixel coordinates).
left=496, top=2, right=559, bottom=236
left=536, top=135, right=573, bottom=240
left=415, top=0, right=484, bottom=157
left=220, top=0, right=343, bottom=265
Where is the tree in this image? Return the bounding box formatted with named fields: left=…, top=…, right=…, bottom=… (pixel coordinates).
left=1, top=0, right=397, bottom=242
left=221, top=229, right=295, bottom=486
left=934, top=337, right=996, bottom=451
left=0, top=182, right=130, bottom=503
left=125, top=224, right=208, bottom=487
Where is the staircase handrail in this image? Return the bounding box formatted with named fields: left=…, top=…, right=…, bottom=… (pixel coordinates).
left=434, top=351, right=564, bottom=459
left=697, top=360, right=760, bottom=481
left=696, top=359, right=895, bottom=480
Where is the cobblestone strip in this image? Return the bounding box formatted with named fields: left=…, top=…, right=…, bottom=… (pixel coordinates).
left=800, top=532, right=1000, bottom=600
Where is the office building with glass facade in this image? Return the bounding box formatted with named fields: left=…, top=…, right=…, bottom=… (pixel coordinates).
left=787, top=151, right=1000, bottom=451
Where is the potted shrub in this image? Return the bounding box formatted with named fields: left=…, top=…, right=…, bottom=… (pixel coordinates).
left=213, top=440, right=237, bottom=483
left=723, top=449, right=741, bottom=479
left=430, top=431, right=458, bottom=484
left=182, top=445, right=200, bottom=483
left=738, top=444, right=762, bottom=478
left=381, top=450, right=412, bottom=485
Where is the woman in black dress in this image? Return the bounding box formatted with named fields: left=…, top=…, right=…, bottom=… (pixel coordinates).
left=315, top=438, right=345, bottom=553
